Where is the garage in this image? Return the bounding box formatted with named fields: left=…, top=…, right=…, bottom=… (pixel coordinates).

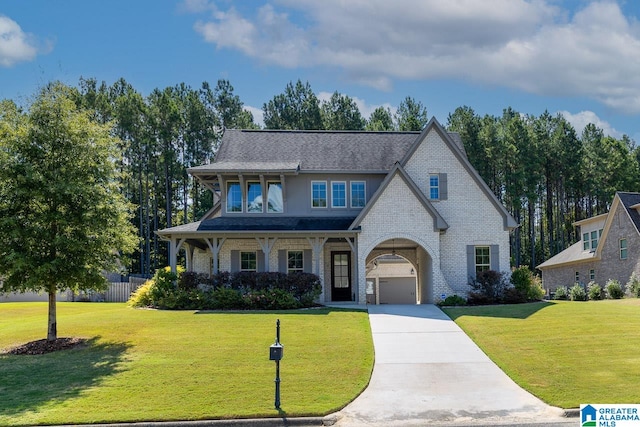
left=378, top=277, right=417, bottom=304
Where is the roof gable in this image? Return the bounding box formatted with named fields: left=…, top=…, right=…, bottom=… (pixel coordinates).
left=400, top=117, right=518, bottom=230
left=350, top=162, right=448, bottom=232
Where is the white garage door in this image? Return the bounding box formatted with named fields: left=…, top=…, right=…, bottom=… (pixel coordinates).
left=379, top=277, right=416, bottom=304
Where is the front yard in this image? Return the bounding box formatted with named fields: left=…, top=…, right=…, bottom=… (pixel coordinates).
left=443, top=299, right=640, bottom=408
left=0, top=303, right=373, bottom=426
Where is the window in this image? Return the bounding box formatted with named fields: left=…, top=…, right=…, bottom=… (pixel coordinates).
left=247, top=181, right=262, bottom=213
left=583, top=233, right=589, bottom=250
left=311, top=181, right=327, bottom=208
left=475, top=246, right=490, bottom=273
left=240, top=252, right=257, bottom=272
left=429, top=174, right=439, bottom=200
left=226, top=182, right=242, bottom=213
left=620, top=238, right=628, bottom=260
left=590, top=269, right=595, bottom=281
left=583, top=229, right=603, bottom=251
left=332, top=181, right=346, bottom=208
left=267, top=181, right=283, bottom=213
left=575, top=271, right=580, bottom=283
left=350, top=181, right=366, bottom=208
left=287, top=250, right=303, bottom=273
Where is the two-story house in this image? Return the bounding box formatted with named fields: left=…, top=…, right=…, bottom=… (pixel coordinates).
left=157, top=118, right=517, bottom=304
left=537, top=192, right=640, bottom=292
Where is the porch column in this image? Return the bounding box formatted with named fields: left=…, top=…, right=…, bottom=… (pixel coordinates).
left=307, top=237, right=328, bottom=301
left=185, top=244, right=195, bottom=272
left=205, top=237, right=226, bottom=274
left=169, top=237, right=187, bottom=274
left=256, top=237, right=278, bottom=272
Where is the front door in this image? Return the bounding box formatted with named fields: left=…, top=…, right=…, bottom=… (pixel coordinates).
left=331, top=251, right=352, bottom=301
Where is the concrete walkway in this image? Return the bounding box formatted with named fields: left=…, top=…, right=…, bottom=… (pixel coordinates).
left=331, top=304, right=573, bottom=426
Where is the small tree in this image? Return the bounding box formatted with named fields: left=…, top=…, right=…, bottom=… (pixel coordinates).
left=626, top=272, right=640, bottom=298
left=0, top=82, right=136, bottom=342
left=605, top=279, right=624, bottom=299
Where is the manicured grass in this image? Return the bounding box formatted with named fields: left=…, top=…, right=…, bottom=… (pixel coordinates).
left=443, top=299, right=640, bottom=408
left=0, top=303, right=373, bottom=426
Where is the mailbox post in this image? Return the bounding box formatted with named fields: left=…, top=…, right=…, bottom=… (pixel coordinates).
left=269, top=319, right=283, bottom=409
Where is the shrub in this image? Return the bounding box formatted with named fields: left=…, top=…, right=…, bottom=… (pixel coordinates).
left=627, top=272, right=640, bottom=298
left=127, top=280, right=154, bottom=307
left=569, top=284, right=587, bottom=301
left=502, top=287, right=527, bottom=304
left=243, top=288, right=300, bottom=310
left=587, top=281, right=603, bottom=300
left=468, top=270, right=509, bottom=304
left=438, top=294, right=467, bottom=306
left=554, top=286, right=568, bottom=300
left=210, top=287, right=245, bottom=310
left=606, top=279, right=624, bottom=299
left=510, top=266, right=545, bottom=301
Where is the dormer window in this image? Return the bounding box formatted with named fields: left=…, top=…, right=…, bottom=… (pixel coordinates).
left=267, top=181, right=283, bottom=213
left=583, top=229, right=603, bottom=251
left=247, top=181, right=263, bottom=213
left=226, top=182, right=242, bottom=213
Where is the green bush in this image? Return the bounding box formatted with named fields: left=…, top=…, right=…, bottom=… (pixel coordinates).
left=606, top=279, right=624, bottom=299
left=127, top=280, right=154, bottom=307
left=510, top=266, right=545, bottom=301
left=587, top=281, right=603, bottom=300
left=438, top=294, right=467, bottom=306
left=569, top=284, right=587, bottom=301
left=554, top=286, right=568, bottom=300
left=468, top=270, right=509, bottom=304
left=627, top=272, right=640, bottom=298
left=243, top=288, right=300, bottom=310
left=211, top=287, right=245, bottom=309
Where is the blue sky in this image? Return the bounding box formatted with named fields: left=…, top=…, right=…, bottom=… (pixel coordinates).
left=2, top=0, right=640, bottom=141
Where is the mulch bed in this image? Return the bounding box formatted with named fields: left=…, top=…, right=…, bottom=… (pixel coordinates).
left=3, top=337, right=87, bottom=355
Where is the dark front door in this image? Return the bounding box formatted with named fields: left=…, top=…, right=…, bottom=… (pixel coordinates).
left=331, top=251, right=352, bottom=301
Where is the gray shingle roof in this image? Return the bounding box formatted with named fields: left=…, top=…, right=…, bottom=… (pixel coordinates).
left=618, top=192, right=640, bottom=234
left=159, top=216, right=358, bottom=233
left=212, top=129, right=422, bottom=172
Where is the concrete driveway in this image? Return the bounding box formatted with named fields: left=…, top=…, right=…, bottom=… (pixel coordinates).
left=332, top=304, right=573, bottom=426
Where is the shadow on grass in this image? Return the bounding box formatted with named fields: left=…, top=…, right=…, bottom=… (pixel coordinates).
left=442, top=301, right=556, bottom=320
left=0, top=337, right=131, bottom=418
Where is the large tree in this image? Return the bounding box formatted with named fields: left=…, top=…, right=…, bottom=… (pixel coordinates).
left=320, top=91, right=365, bottom=130
left=0, top=82, right=136, bottom=341
left=262, top=80, right=322, bottom=130
left=395, top=96, right=428, bottom=131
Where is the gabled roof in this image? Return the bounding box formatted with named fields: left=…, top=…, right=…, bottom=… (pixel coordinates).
left=536, top=241, right=595, bottom=269
left=401, top=118, right=518, bottom=230
left=350, top=162, right=449, bottom=232
left=617, top=192, right=640, bottom=234
left=193, top=127, right=465, bottom=173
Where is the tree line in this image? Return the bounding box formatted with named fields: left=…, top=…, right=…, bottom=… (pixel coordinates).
left=5, top=78, right=636, bottom=275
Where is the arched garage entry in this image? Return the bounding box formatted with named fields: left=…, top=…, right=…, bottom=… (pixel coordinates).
left=365, top=238, right=433, bottom=304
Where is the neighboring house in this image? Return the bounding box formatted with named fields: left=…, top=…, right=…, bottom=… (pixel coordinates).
left=157, top=118, right=517, bottom=304
left=537, top=192, right=640, bottom=292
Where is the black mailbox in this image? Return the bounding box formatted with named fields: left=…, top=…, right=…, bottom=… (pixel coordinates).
left=269, top=342, right=283, bottom=361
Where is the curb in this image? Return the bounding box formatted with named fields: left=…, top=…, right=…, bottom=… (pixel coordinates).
left=55, top=417, right=329, bottom=427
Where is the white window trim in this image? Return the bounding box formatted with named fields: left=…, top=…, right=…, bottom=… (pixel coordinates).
left=429, top=173, right=440, bottom=200
left=287, top=250, right=304, bottom=273
left=331, top=181, right=347, bottom=208
left=266, top=180, right=283, bottom=214
left=620, top=238, right=628, bottom=260
left=475, top=246, right=490, bottom=273
left=240, top=251, right=257, bottom=272
left=350, top=181, right=366, bottom=208
left=226, top=181, right=242, bottom=214
left=246, top=181, right=263, bottom=214
left=311, top=180, right=327, bottom=209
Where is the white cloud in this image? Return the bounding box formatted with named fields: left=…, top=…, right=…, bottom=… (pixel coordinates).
left=0, top=15, right=41, bottom=67
left=559, top=110, right=623, bottom=138
left=187, top=1, right=640, bottom=114
left=244, top=105, right=264, bottom=128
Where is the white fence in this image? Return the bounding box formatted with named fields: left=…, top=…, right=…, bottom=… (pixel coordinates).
left=1, top=281, right=145, bottom=303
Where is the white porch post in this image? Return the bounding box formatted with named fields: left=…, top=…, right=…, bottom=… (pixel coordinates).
left=307, top=237, right=328, bottom=301
left=205, top=237, right=226, bottom=274
left=185, top=244, right=195, bottom=272
left=169, top=237, right=186, bottom=274
left=256, top=237, right=278, bottom=272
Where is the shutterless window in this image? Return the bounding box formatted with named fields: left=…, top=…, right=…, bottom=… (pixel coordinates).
left=575, top=271, right=579, bottom=283
left=226, top=182, right=242, bottom=213
left=591, top=230, right=599, bottom=250
left=332, top=181, right=346, bottom=208
left=267, top=181, right=283, bottom=213
left=475, top=246, right=490, bottom=273
left=589, top=269, right=595, bottom=281
left=240, top=252, right=257, bottom=272
left=620, top=238, right=628, bottom=260
left=246, top=181, right=262, bottom=213
left=350, top=181, right=366, bottom=208
left=583, top=232, right=590, bottom=251
left=429, top=174, right=439, bottom=200
left=287, top=250, right=303, bottom=273
left=311, top=181, right=327, bottom=208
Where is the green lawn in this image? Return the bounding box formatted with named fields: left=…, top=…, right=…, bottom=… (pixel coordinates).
left=443, top=299, right=640, bottom=408
left=0, top=302, right=374, bottom=426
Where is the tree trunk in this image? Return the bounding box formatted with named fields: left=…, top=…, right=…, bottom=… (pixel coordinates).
left=47, top=289, right=57, bottom=342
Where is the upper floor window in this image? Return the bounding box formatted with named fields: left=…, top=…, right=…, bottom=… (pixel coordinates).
left=267, top=181, right=283, bottom=213
left=287, top=250, right=304, bottom=273
left=311, top=181, right=327, bottom=208
left=247, top=181, right=262, bottom=213
left=429, top=174, right=439, bottom=200
left=351, top=181, right=366, bottom=208
left=583, top=229, right=603, bottom=251
left=240, top=251, right=257, bottom=272
left=475, top=246, right=490, bottom=273
left=226, top=182, right=242, bottom=213
left=332, top=181, right=346, bottom=208
left=620, top=238, right=628, bottom=259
